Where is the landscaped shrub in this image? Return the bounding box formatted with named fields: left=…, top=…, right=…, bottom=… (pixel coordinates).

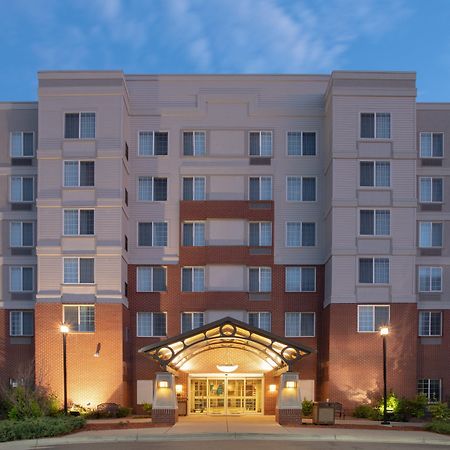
left=428, top=403, right=450, bottom=422
left=0, top=416, right=85, bottom=442
left=425, top=421, right=450, bottom=435
left=117, top=406, right=132, bottom=417
left=353, top=404, right=379, bottom=419
left=301, top=399, right=313, bottom=417
left=143, top=403, right=152, bottom=415
left=392, top=395, right=427, bottom=421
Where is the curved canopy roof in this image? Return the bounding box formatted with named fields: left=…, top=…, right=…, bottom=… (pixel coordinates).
left=139, top=316, right=314, bottom=373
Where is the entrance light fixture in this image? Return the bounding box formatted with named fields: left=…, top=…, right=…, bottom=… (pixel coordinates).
left=216, top=364, right=238, bottom=373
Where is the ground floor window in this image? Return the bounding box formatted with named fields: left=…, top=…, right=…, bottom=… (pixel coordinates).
left=417, top=378, right=441, bottom=403
left=63, top=305, right=95, bottom=332
left=357, top=305, right=389, bottom=332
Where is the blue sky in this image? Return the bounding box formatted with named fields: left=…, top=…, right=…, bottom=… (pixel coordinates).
left=0, top=0, right=449, bottom=101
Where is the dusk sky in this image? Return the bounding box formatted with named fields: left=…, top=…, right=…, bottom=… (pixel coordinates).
left=1, top=0, right=449, bottom=102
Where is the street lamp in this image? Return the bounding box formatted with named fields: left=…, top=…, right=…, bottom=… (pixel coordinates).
left=60, top=324, right=70, bottom=414
left=379, top=326, right=390, bottom=425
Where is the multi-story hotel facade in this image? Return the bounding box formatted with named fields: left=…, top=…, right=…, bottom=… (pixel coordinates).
left=0, top=70, right=448, bottom=418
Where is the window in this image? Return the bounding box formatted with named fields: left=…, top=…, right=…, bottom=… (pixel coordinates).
left=285, top=267, right=316, bottom=292
left=359, top=210, right=390, bottom=236
left=63, top=258, right=94, bottom=284
left=418, top=267, right=442, bottom=292
left=359, top=161, right=390, bottom=187
left=181, top=312, right=204, bottom=333
left=65, top=113, right=95, bottom=139
left=137, top=312, right=167, bottom=337
left=420, top=133, right=443, bottom=158
left=10, top=267, right=33, bottom=292
left=419, top=222, right=442, bottom=248
left=248, top=312, right=271, bottom=332
left=249, top=222, right=272, bottom=246
left=10, top=222, right=33, bottom=247
left=286, top=177, right=316, bottom=201
left=124, top=235, right=128, bottom=252
left=183, top=177, right=206, bottom=200
left=125, top=188, right=128, bottom=206
left=249, top=176, right=272, bottom=200
left=63, top=161, right=95, bottom=187
left=360, top=113, right=391, bottom=139
left=182, top=222, right=205, bottom=246
left=137, top=267, right=166, bottom=292
left=287, top=131, right=316, bottom=156
left=357, top=305, right=390, bottom=332
left=63, top=305, right=95, bottom=332
left=419, top=311, right=442, bottom=337
left=286, top=222, right=316, bottom=247
left=419, top=177, right=443, bottom=203
left=417, top=379, right=441, bottom=403
left=359, top=258, right=389, bottom=284
left=249, top=131, right=272, bottom=156
left=10, top=311, right=33, bottom=336
left=182, top=267, right=205, bottom=292
left=138, top=177, right=167, bottom=201
left=138, top=222, right=168, bottom=247
left=183, top=131, right=206, bottom=156
left=63, top=209, right=94, bottom=235
left=248, top=267, right=271, bottom=292
left=138, top=131, right=168, bottom=156
left=10, top=132, right=34, bottom=157
left=285, top=312, right=315, bottom=337
left=10, top=177, right=34, bottom=202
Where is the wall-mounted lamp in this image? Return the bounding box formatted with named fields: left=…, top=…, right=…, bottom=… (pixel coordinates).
left=175, top=384, right=183, bottom=394
left=159, top=381, right=169, bottom=388
left=286, top=381, right=297, bottom=389
left=94, top=343, right=101, bottom=358
left=269, top=384, right=276, bottom=392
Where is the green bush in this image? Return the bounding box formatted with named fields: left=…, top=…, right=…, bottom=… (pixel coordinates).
left=393, top=395, right=427, bottom=421
left=0, top=416, right=85, bottom=442
left=353, top=404, right=379, bottom=419
left=301, top=399, right=313, bottom=417
left=117, top=406, right=132, bottom=418
left=425, top=421, right=450, bottom=435
left=428, top=403, right=450, bottom=422
left=143, top=403, right=152, bottom=415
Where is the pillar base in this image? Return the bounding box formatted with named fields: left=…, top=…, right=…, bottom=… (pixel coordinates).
left=151, top=408, right=178, bottom=425
left=276, top=408, right=302, bottom=426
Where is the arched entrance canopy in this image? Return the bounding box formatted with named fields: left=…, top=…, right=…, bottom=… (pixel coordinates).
left=139, top=316, right=314, bottom=373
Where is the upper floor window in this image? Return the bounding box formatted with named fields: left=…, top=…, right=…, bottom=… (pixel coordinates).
left=183, top=177, right=206, bottom=200
left=417, top=379, right=441, bottom=403
left=138, top=177, right=167, bottom=201
left=182, top=267, right=205, bottom=292
left=287, top=131, right=316, bottom=156
left=63, top=305, right=95, bottom=332
left=359, top=258, right=389, bottom=284
left=285, top=312, right=315, bottom=337
left=286, top=222, right=316, bottom=247
left=248, top=312, right=271, bottom=332
left=359, top=210, right=390, bottom=236
left=286, top=176, right=316, bottom=201
left=63, top=209, right=94, bottom=236
left=63, top=258, right=94, bottom=284
left=357, top=305, right=389, bottom=332
left=183, top=131, right=206, bottom=156
left=10, top=222, right=33, bottom=248
left=138, top=222, right=168, bottom=247
left=249, top=176, right=272, bottom=200
left=138, top=131, right=168, bottom=156
left=360, top=113, right=390, bottom=139
left=65, top=113, right=95, bottom=139
left=10, top=176, right=34, bottom=203
left=10, top=311, right=33, bottom=336
left=419, top=177, right=443, bottom=203
left=64, top=161, right=94, bottom=187
left=420, top=132, right=443, bottom=158
left=249, top=222, right=272, bottom=247
left=10, top=266, right=33, bottom=292
left=181, top=312, right=204, bottom=333
left=360, top=161, right=390, bottom=187
left=418, top=266, right=442, bottom=292
left=248, top=267, right=272, bottom=292
left=249, top=131, right=272, bottom=156
left=182, top=222, right=205, bottom=246
left=285, top=267, right=316, bottom=292
left=419, top=311, right=442, bottom=337
left=137, top=312, right=167, bottom=337
left=419, top=222, right=442, bottom=248
left=10, top=132, right=34, bottom=157
left=137, top=266, right=166, bottom=292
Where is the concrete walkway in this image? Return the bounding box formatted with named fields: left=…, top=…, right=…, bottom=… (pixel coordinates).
left=2, top=415, right=449, bottom=449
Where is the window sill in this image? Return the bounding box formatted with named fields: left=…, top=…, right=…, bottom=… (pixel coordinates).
left=356, top=283, right=390, bottom=287
left=357, top=138, right=392, bottom=143
left=62, top=186, right=95, bottom=190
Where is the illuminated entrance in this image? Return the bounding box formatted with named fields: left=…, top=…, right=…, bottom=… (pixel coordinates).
left=190, top=375, right=263, bottom=415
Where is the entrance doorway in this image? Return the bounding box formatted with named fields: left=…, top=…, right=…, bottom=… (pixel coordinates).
left=189, top=375, right=263, bottom=415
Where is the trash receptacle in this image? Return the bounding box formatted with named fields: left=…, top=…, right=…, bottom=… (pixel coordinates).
left=312, top=402, right=335, bottom=425
left=177, top=398, right=187, bottom=416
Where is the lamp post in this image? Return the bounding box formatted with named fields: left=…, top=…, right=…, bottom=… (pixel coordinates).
left=60, top=324, right=70, bottom=415
left=379, top=326, right=390, bottom=425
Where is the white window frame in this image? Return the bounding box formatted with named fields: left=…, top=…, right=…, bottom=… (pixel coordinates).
left=418, top=266, right=442, bottom=293
left=63, top=304, right=95, bottom=333
left=419, top=177, right=443, bottom=203
left=10, top=221, right=34, bottom=248
left=181, top=266, right=205, bottom=292
left=62, top=257, right=95, bottom=284
left=181, top=312, right=205, bottom=333
left=357, top=305, right=390, bottom=333
left=137, top=222, right=168, bottom=247
left=9, top=311, right=34, bottom=337
left=418, top=311, right=442, bottom=337
left=182, top=176, right=206, bottom=200
left=358, top=209, right=391, bottom=237
left=249, top=130, right=273, bottom=156
left=10, top=176, right=34, bottom=203
left=9, top=266, right=34, bottom=292
left=285, top=222, right=316, bottom=247
left=285, top=312, right=315, bottom=337
left=10, top=131, right=35, bottom=157
left=359, top=160, right=391, bottom=188
left=137, top=176, right=168, bottom=202
left=249, top=222, right=272, bottom=247
left=359, top=112, right=391, bottom=139
left=136, top=312, right=167, bottom=337
left=248, top=267, right=272, bottom=293
left=285, top=267, right=316, bottom=292
left=137, top=130, right=169, bottom=156
left=182, top=221, right=206, bottom=246
left=286, top=176, right=317, bottom=202
left=418, top=222, right=443, bottom=248
left=286, top=131, right=317, bottom=156
left=358, top=257, right=390, bottom=284
left=136, top=266, right=166, bottom=292
left=417, top=379, right=442, bottom=403
left=63, top=160, right=95, bottom=187
left=248, top=311, right=272, bottom=331
left=419, top=132, right=444, bottom=158
left=183, top=130, right=206, bottom=156
left=63, top=209, right=95, bottom=236
left=248, top=176, right=273, bottom=200
left=64, top=112, right=96, bottom=139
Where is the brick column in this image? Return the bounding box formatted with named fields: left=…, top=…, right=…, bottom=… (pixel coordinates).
left=151, top=372, right=178, bottom=425
left=275, top=372, right=302, bottom=426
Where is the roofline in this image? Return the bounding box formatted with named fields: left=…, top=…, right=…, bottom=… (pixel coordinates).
left=417, top=102, right=450, bottom=110
left=0, top=102, right=38, bottom=110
